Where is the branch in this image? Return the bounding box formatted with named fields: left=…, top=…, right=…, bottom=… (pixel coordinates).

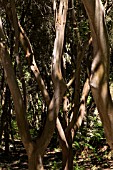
left=56, top=117, right=69, bottom=148
left=0, top=17, right=31, bottom=153
left=66, top=38, right=92, bottom=134
left=1, top=0, right=50, bottom=106
left=66, top=71, right=76, bottom=87
left=66, top=38, right=92, bottom=88
left=35, top=0, right=68, bottom=154
left=18, top=22, right=51, bottom=106
left=74, top=78, right=90, bottom=132
left=10, top=0, right=27, bottom=108
left=10, top=0, right=19, bottom=54
left=82, top=0, right=113, bottom=149
left=52, top=0, right=68, bottom=88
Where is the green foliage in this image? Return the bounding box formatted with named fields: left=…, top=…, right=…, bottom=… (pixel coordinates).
left=11, top=116, right=20, bottom=139
left=0, top=0, right=112, bottom=169
left=87, top=95, right=92, bottom=105
left=74, top=164, right=84, bottom=170
left=51, top=161, right=61, bottom=169
left=72, top=100, right=108, bottom=169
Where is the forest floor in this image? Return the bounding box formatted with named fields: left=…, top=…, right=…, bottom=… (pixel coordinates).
left=0, top=139, right=113, bottom=170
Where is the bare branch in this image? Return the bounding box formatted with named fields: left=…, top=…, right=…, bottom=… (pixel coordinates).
left=35, top=0, right=68, bottom=154
left=10, top=0, right=27, bottom=108
left=66, top=72, right=76, bottom=87
left=56, top=117, right=69, bottom=148
left=66, top=38, right=92, bottom=134
left=1, top=1, right=50, bottom=106
left=0, top=18, right=31, bottom=154
left=74, top=78, right=90, bottom=132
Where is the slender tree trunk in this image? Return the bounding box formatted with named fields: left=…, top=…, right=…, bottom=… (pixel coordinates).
left=57, top=117, right=73, bottom=170
left=62, top=144, right=73, bottom=170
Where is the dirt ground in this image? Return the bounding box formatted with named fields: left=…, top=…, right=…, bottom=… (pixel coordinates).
left=0, top=140, right=113, bottom=170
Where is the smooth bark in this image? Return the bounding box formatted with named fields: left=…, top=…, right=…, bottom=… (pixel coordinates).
left=0, top=18, right=32, bottom=154
left=0, top=0, right=68, bottom=169
left=82, top=0, right=113, bottom=149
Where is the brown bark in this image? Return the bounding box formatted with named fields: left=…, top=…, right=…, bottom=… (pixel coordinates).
left=57, top=77, right=90, bottom=169
left=2, top=0, right=50, bottom=106
left=56, top=34, right=92, bottom=168
left=0, top=16, right=46, bottom=170
left=28, top=0, right=68, bottom=167
left=66, top=38, right=91, bottom=135
left=0, top=0, right=68, bottom=169
left=0, top=16, right=32, bottom=155
left=27, top=142, right=44, bottom=170
left=56, top=118, right=73, bottom=170
left=62, top=146, right=73, bottom=170
left=74, top=78, right=90, bottom=131
left=34, top=0, right=68, bottom=158
left=82, top=0, right=113, bottom=149
left=10, top=0, right=27, bottom=108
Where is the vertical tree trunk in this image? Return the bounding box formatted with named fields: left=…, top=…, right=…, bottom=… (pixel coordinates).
left=62, top=145, right=73, bottom=170
left=28, top=147, right=44, bottom=170
left=82, top=0, right=113, bottom=149
left=57, top=117, right=74, bottom=170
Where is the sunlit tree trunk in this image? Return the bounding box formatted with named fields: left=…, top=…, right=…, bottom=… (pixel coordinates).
left=82, top=0, right=113, bottom=149
left=0, top=0, right=68, bottom=168
left=56, top=76, right=90, bottom=169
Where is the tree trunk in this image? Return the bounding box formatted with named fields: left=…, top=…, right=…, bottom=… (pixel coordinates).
left=28, top=149, right=44, bottom=170
left=82, top=0, right=113, bottom=149
left=62, top=145, right=73, bottom=170
left=28, top=156, right=44, bottom=170
left=57, top=117, right=73, bottom=170
left=0, top=0, right=68, bottom=167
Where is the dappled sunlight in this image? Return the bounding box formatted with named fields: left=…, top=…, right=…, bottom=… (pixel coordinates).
left=0, top=0, right=112, bottom=169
